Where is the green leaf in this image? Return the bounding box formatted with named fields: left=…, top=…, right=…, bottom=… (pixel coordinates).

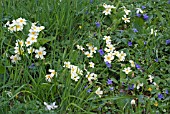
left=38, top=36, right=56, bottom=45
left=0, top=64, right=5, bottom=74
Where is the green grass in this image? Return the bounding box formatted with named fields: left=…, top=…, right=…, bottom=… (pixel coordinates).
left=0, top=0, right=170, bottom=113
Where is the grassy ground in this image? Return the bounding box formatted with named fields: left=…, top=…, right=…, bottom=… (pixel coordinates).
left=0, top=0, right=170, bottom=113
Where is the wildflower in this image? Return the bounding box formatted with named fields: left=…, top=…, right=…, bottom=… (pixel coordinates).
left=124, top=9, right=131, bottom=15
left=131, top=99, right=136, bottom=105
left=89, top=46, right=97, bottom=53
left=102, top=4, right=115, bottom=15
left=148, top=75, right=154, bottom=83
left=165, top=90, right=169, bottom=94
left=44, top=102, right=58, bottom=111
left=132, top=28, right=138, bottom=33
left=136, top=82, right=143, bottom=89
left=79, top=26, right=82, bottom=29
left=136, top=13, right=141, bottom=17
left=10, top=55, right=21, bottom=63
left=28, top=29, right=39, bottom=37
left=103, top=36, right=111, bottom=43
left=87, top=89, right=92, bottom=93
left=141, top=6, right=146, bottom=9
left=4, top=21, right=10, bottom=27
left=98, top=49, right=104, bottom=56
left=35, top=47, right=46, bottom=59
left=105, top=62, right=111, bottom=68
left=168, top=0, right=170, bottom=4
left=89, top=62, right=95, bottom=68
left=158, top=94, right=164, bottom=100
left=136, top=8, right=143, bottom=14
left=27, top=47, right=35, bottom=54
left=135, top=63, right=141, bottom=69
left=86, top=72, right=97, bottom=82
left=144, top=41, right=147, bottom=45
left=107, top=79, right=113, bottom=85
left=71, top=72, right=80, bottom=81
left=155, top=58, right=159, bottom=62
left=45, top=74, right=53, bottom=82
left=16, top=17, right=27, bottom=25
left=129, top=60, right=135, bottom=67
left=117, top=51, right=126, bottom=61
left=128, top=41, right=132, bottom=46
left=148, top=87, right=152, bottom=91
left=90, top=0, right=93, bottom=3
left=106, top=43, right=115, bottom=52
left=151, top=28, right=157, bottom=36
left=104, top=53, right=114, bottom=63
left=63, top=61, right=71, bottom=68
left=95, top=87, right=103, bottom=97
left=128, top=84, right=134, bottom=90
left=104, top=48, right=110, bottom=53
left=103, top=8, right=112, bottom=15
left=113, top=50, right=120, bottom=57
left=84, top=51, right=93, bottom=58
left=14, top=46, right=24, bottom=55
left=49, top=69, right=56, bottom=77
left=143, top=14, right=149, bottom=20
left=76, top=45, right=84, bottom=51
left=103, top=4, right=115, bottom=9
left=15, top=40, right=24, bottom=47
left=154, top=102, right=158, bottom=107
left=166, top=39, right=170, bottom=45
left=25, top=40, right=32, bottom=47
left=110, top=87, right=114, bottom=91
left=122, top=15, right=130, bottom=23
left=27, top=35, right=38, bottom=44
left=28, top=63, right=35, bottom=69
left=70, top=65, right=78, bottom=73
left=122, top=67, right=132, bottom=74
left=95, top=22, right=100, bottom=28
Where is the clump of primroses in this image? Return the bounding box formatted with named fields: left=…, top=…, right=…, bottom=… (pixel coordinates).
left=4, top=18, right=45, bottom=63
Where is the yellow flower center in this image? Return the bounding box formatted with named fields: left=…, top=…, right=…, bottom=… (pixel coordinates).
left=38, top=51, right=42, bottom=55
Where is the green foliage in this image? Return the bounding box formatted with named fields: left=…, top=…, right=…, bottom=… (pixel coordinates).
left=0, top=0, right=170, bottom=113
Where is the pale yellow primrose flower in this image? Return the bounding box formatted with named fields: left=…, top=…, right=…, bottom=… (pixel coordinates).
left=84, top=51, right=93, bottom=58
left=95, top=87, right=103, bottom=98
left=124, top=9, right=131, bottom=15
left=35, top=47, right=46, bottom=59
left=129, top=60, right=135, bottom=67
left=63, top=61, right=71, bottom=68
left=49, top=69, right=56, bottom=77
left=104, top=53, right=114, bottom=63
left=16, top=17, right=27, bottom=25
left=27, top=47, right=35, bottom=54
left=122, top=67, right=132, bottom=74
left=131, top=99, right=136, bottom=105
left=45, top=74, right=53, bottom=82
left=44, top=102, right=58, bottom=111
left=10, top=54, right=21, bottom=63
left=89, top=62, right=95, bottom=68
left=148, top=75, right=154, bottom=83
left=122, top=15, right=130, bottom=23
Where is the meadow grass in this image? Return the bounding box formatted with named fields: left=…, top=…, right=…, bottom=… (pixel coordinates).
left=0, top=0, right=170, bottom=113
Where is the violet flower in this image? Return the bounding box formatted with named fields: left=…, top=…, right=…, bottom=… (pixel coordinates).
left=98, top=49, right=104, bottom=56
left=107, top=79, right=113, bottom=85
left=166, top=39, right=170, bottom=45
left=105, top=62, right=111, bottom=68
left=135, top=63, right=141, bottom=69
left=133, top=28, right=138, bottom=33
left=128, top=41, right=132, bottom=46
left=158, top=94, right=164, bottom=100
left=143, top=14, right=149, bottom=20
left=95, top=22, right=100, bottom=28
